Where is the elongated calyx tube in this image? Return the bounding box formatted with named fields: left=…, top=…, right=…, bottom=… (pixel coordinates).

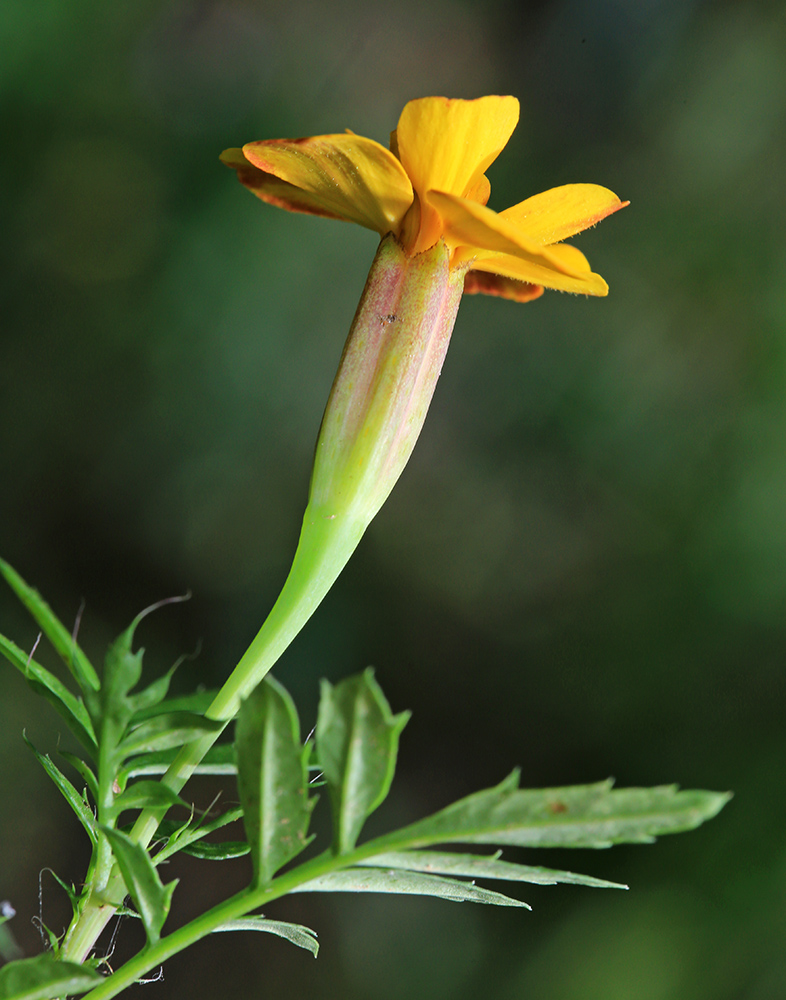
left=310, top=234, right=466, bottom=524
left=206, top=235, right=465, bottom=721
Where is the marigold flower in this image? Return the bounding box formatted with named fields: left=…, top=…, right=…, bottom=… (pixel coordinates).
left=211, top=97, right=627, bottom=720
left=221, top=95, right=626, bottom=301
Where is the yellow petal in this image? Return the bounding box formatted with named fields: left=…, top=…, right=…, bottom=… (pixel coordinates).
left=500, top=184, right=629, bottom=245
left=470, top=251, right=608, bottom=296
left=464, top=173, right=491, bottom=207
left=221, top=147, right=354, bottom=222
left=396, top=96, right=519, bottom=252
left=238, top=134, right=414, bottom=234
left=221, top=147, right=253, bottom=171
left=429, top=190, right=587, bottom=275
left=464, top=270, right=544, bottom=302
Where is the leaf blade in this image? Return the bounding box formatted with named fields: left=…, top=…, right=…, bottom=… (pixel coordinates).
left=92, top=626, right=144, bottom=744
left=117, top=712, right=224, bottom=758
left=123, top=742, right=236, bottom=779
left=235, top=677, right=315, bottom=886
left=24, top=735, right=97, bottom=845
left=177, top=840, right=250, bottom=861
left=0, top=954, right=103, bottom=1000
left=355, top=850, right=627, bottom=889
left=152, top=806, right=245, bottom=864
left=0, top=559, right=99, bottom=693
left=58, top=751, right=99, bottom=804
left=368, top=777, right=731, bottom=852
left=101, top=826, right=177, bottom=944
left=0, top=633, right=97, bottom=755
left=316, top=669, right=409, bottom=854
left=213, top=917, right=319, bottom=957
left=111, top=780, right=188, bottom=815
left=130, top=689, right=221, bottom=723
left=293, top=868, right=530, bottom=908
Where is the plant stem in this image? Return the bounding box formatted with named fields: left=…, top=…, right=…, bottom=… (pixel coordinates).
left=205, top=508, right=367, bottom=723
left=78, top=841, right=379, bottom=1000
left=59, top=509, right=364, bottom=963
left=59, top=867, right=127, bottom=965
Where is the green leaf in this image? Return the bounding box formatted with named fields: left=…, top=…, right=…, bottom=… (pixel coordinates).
left=368, top=775, right=731, bottom=852
left=356, top=850, right=627, bottom=889
left=235, top=676, right=316, bottom=885
left=111, top=780, right=188, bottom=815
left=0, top=632, right=97, bottom=755
left=88, top=624, right=145, bottom=757
left=213, top=916, right=319, bottom=957
left=0, top=558, right=100, bottom=694
left=177, top=840, right=250, bottom=860
left=0, top=953, right=103, bottom=1000
left=235, top=676, right=315, bottom=886
left=130, top=689, right=220, bottom=723
left=24, top=735, right=97, bottom=845
left=58, top=751, right=99, bottom=804
left=101, top=827, right=177, bottom=945
left=117, top=712, right=224, bottom=758
left=123, top=742, right=236, bottom=778
left=152, top=806, right=245, bottom=865
left=125, top=666, right=177, bottom=718
left=294, top=868, right=530, bottom=907
left=46, top=871, right=82, bottom=919
left=316, top=668, right=410, bottom=854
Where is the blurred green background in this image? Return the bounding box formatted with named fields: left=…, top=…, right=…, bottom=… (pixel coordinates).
left=2, top=0, right=785, bottom=997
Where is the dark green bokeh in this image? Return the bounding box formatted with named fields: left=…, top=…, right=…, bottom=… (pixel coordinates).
left=2, top=0, right=785, bottom=997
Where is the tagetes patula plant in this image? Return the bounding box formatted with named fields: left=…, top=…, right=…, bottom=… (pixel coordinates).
left=203, top=96, right=627, bottom=722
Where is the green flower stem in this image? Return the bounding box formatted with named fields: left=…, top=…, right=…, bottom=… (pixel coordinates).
left=206, top=508, right=367, bottom=722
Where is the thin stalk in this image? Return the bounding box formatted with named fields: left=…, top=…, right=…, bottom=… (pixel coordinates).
left=59, top=510, right=364, bottom=963
left=78, top=835, right=399, bottom=1000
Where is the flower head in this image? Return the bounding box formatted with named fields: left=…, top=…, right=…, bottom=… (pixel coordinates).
left=221, top=95, right=627, bottom=302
